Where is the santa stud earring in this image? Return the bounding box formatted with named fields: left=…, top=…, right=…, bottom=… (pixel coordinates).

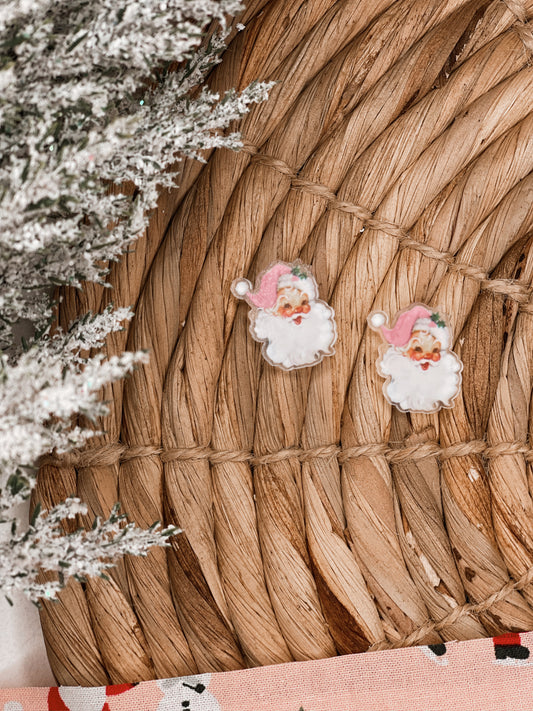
left=368, top=304, right=462, bottom=413
left=232, top=261, right=337, bottom=371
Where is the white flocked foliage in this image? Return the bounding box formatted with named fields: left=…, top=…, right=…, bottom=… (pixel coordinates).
left=0, top=0, right=272, bottom=602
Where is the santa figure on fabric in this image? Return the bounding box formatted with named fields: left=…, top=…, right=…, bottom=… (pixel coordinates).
left=422, top=634, right=531, bottom=666
left=232, top=261, right=336, bottom=370
left=47, top=674, right=220, bottom=711
left=369, top=304, right=462, bottom=413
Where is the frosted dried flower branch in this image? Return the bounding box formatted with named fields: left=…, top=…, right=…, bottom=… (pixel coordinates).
left=0, top=0, right=271, bottom=600
left=0, top=498, right=180, bottom=604
left=0, top=0, right=272, bottom=339
left=0, top=308, right=146, bottom=486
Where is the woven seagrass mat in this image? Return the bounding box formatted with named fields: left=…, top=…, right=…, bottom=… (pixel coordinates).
left=35, top=0, right=533, bottom=687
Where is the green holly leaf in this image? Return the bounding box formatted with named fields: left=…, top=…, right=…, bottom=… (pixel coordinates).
left=291, top=265, right=308, bottom=279
left=430, top=311, right=446, bottom=328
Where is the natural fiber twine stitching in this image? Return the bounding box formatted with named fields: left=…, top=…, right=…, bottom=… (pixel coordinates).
left=42, top=440, right=533, bottom=648
left=369, top=563, right=533, bottom=651
left=240, top=144, right=533, bottom=305
left=520, top=300, right=533, bottom=314
left=503, top=0, right=529, bottom=22
left=40, top=439, right=533, bottom=468
left=501, top=0, right=533, bottom=57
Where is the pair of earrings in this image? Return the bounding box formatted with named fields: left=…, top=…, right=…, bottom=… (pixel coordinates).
left=232, top=260, right=462, bottom=414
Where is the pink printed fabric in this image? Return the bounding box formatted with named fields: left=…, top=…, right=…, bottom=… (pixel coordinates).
left=3, top=633, right=533, bottom=711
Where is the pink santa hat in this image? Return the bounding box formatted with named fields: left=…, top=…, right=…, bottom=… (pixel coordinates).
left=232, top=263, right=316, bottom=309
left=370, top=305, right=449, bottom=348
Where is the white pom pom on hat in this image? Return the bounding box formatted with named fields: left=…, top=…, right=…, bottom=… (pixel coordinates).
left=232, top=279, right=251, bottom=297
left=369, top=312, right=387, bottom=328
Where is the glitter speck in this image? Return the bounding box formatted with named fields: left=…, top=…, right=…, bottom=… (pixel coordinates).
left=139, top=99, right=144, bottom=105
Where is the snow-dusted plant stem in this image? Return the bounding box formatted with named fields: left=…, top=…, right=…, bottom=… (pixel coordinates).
left=0, top=0, right=272, bottom=602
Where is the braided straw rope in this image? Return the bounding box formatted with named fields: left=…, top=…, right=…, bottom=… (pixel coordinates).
left=36, top=0, right=533, bottom=684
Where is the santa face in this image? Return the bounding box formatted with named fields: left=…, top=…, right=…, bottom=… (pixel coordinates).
left=403, top=330, right=441, bottom=371
left=379, top=328, right=461, bottom=413
left=273, top=286, right=311, bottom=324
left=252, top=293, right=336, bottom=370
left=232, top=261, right=337, bottom=370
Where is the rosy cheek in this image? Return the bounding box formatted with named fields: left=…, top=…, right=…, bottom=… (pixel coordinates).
left=302, top=304, right=311, bottom=314
left=408, top=349, right=423, bottom=361
left=432, top=352, right=441, bottom=362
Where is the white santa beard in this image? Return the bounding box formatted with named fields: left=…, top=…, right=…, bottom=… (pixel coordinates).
left=252, top=301, right=336, bottom=369
left=379, top=348, right=461, bottom=413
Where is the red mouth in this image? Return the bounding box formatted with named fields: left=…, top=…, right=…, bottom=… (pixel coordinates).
left=293, top=316, right=302, bottom=325
left=421, top=362, right=430, bottom=371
